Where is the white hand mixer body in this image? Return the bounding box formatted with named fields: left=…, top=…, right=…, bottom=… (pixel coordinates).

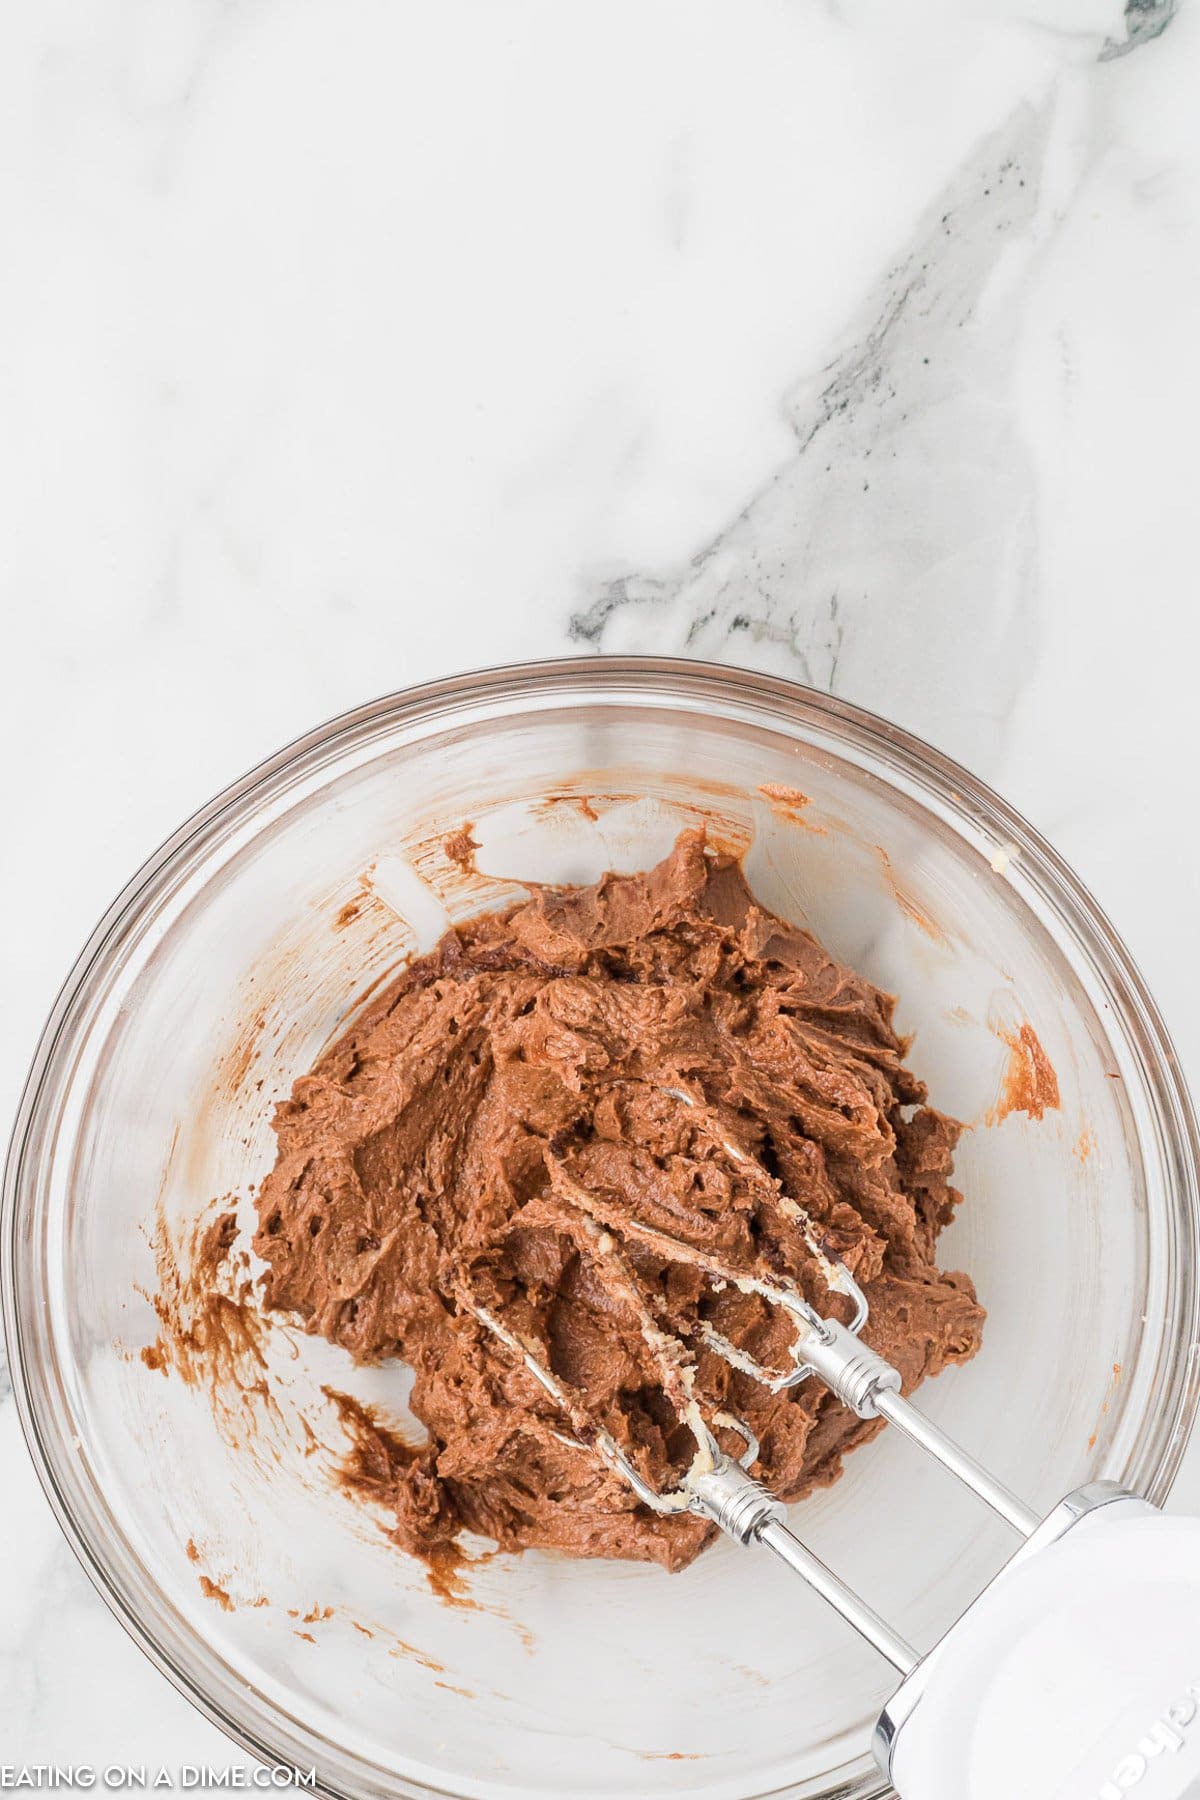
left=881, top=1491, right=1200, bottom=1800
left=685, top=1325, right=1200, bottom=1800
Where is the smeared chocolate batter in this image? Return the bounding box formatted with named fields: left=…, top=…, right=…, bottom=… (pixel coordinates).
left=255, top=832, right=983, bottom=1572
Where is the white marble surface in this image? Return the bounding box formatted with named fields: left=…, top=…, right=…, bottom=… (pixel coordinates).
left=4, top=0, right=1200, bottom=1783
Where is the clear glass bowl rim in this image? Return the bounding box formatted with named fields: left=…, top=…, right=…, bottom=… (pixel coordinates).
left=5, top=653, right=1200, bottom=1800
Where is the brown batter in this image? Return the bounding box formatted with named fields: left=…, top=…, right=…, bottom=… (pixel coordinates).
left=255, top=831, right=983, bottom=1572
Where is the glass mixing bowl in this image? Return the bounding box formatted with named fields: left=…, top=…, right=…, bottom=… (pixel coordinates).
left=5, top=657, right=1199, bottom=1800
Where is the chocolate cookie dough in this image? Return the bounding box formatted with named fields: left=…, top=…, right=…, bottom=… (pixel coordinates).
left=255, top=832, right=983, bottom=1572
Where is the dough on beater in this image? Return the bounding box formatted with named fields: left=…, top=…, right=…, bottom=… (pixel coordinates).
left=254, top=831, right=983, bottom=1572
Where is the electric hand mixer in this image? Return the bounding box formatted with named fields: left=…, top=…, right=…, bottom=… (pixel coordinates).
left=465, top=1085, right=1200, bottom=1800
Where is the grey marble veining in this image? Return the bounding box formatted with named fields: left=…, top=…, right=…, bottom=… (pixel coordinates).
left=570, top=92, right=1075, bottom=779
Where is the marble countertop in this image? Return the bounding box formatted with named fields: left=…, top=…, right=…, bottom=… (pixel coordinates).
left=4, top=0, right=1199, bottom=1784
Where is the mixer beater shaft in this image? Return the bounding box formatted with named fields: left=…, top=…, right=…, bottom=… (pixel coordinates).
left=460, top=1094, right=1200, bottom=1799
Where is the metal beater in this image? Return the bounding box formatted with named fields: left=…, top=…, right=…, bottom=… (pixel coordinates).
left=463, top=1089, right=1200, bottom=1800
